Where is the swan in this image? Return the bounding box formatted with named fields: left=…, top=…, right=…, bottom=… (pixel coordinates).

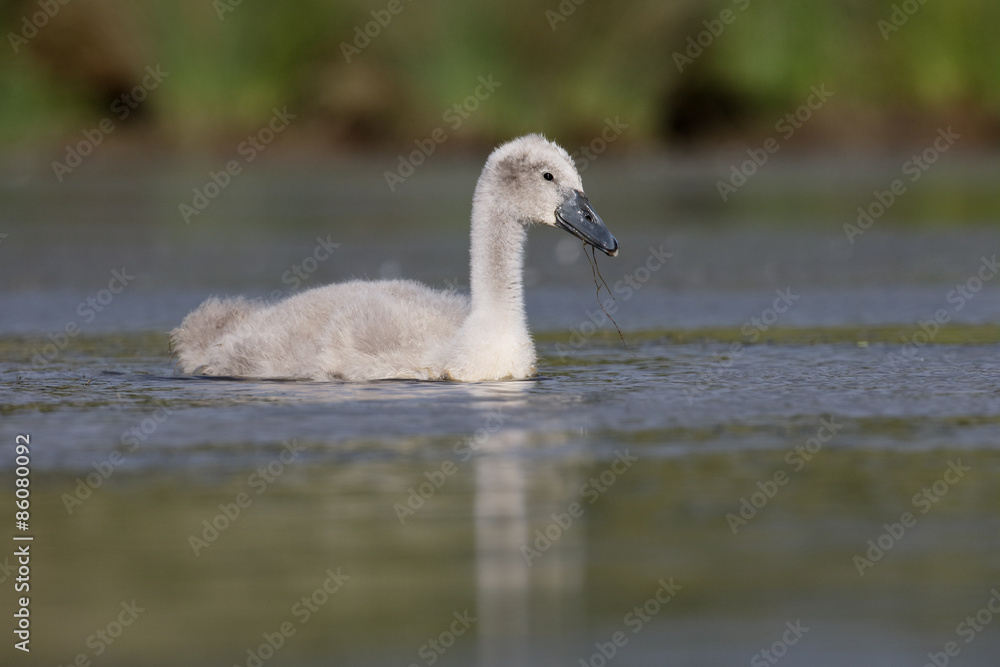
left=171, top=133, right=619, bottom=382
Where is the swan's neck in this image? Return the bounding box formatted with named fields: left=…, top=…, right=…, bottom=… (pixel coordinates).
left=467, top=196, right=527, bottom=326
left=439, top=182, right=536, bottom=380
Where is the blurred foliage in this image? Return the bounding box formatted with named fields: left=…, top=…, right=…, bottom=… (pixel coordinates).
left=0, top=0, right=998, bottom=150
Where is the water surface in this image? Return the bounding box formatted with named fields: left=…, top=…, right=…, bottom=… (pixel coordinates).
left=1, top=155, right=999, bottom=666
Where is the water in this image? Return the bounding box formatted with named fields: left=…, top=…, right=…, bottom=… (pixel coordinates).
left=2, top=154, right=999, bottom=666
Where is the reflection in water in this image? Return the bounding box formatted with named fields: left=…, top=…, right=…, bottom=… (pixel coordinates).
left=475, top=430, right=530, bottom=666
left=474, top=426, right=586, bottom=665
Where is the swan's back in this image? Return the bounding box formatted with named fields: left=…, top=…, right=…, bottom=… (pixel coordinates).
left=172, top=280, right=468, bottom=380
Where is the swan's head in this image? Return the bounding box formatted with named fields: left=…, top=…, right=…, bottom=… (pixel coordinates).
left=478, top=133, right=619, bottom=257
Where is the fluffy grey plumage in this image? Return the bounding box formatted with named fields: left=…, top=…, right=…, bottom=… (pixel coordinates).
left=171, top=134, right=617, bottom=381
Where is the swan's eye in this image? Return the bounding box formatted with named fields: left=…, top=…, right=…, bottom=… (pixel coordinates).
left=543, top=172, right=554, bottom=181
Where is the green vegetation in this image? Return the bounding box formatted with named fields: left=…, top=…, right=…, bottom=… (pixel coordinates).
left=537, top=324, right=1000, bottom=347
left=1, top=0, right=998, bottom=149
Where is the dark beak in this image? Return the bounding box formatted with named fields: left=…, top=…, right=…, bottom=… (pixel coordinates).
left=554, top=189, right=619, bottom=257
